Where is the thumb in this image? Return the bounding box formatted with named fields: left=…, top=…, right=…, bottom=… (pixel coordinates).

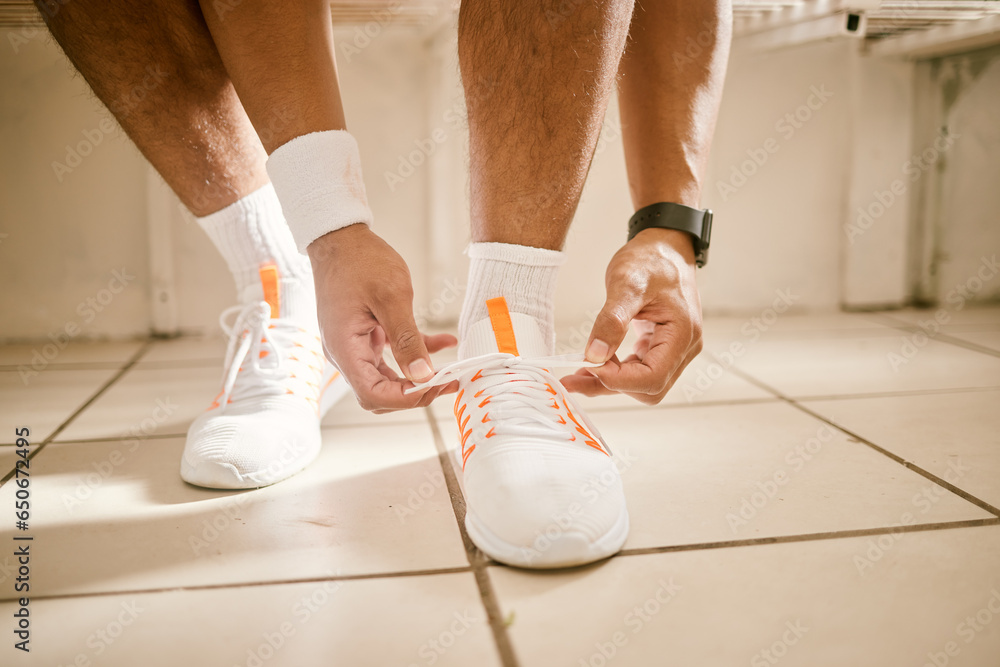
left=586, top=286, right=644, bottom=364
left=372, top=303, right=435, bottom=383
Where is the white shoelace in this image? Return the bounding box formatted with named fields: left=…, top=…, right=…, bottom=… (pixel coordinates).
left=408, top=353, right=611, bottom=451
left=214, top=302, right=324, bottom=409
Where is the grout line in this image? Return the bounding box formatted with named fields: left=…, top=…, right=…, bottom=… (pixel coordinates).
left=0, top=566, right=475, bottom=604
left=616, top=517, right=1000, bottom=559
left=319, top=419, right=430, bottom=431
left=0, top=362, right=126, bottom=372
left=584, top=396, right=780, bottom=414
left=870, top=312, right=1000, bottom=359
left=424, top=404, right=521, bottom=667
left=0, top=432, right=186, bottom=448
left=0, top=342, right=152, bottom=488
left=787, top=384, right=1000, bottom=403
left=723, top=363, right=1000, bottom=518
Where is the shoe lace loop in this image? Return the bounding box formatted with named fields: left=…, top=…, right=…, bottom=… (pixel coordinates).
left=408, top=353, right=611, bottom=452
left=215, top=302, right=322, bottom=408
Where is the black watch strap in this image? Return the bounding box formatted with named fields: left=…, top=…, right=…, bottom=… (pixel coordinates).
left=627, top=202, right=713, bottom=268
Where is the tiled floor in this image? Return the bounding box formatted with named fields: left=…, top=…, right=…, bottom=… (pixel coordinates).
left=1, top=307, right=999, bottom=666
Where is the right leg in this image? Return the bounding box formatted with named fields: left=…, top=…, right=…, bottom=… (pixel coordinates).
left=39, top=0, right=349, bottom=488
left=37, top=0, right=265, bottom=215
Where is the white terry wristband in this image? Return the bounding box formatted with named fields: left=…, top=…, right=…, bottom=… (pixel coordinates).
left=265, top=130, right=374, bottom=254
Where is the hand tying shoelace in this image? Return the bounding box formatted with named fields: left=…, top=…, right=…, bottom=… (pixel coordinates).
left=407, top=352, right=613, bottom=455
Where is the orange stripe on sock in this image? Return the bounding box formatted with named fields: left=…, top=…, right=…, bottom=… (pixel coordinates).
left=486, top=296, right=519, bottom=356
left=259, top=263, right=280, bottom=319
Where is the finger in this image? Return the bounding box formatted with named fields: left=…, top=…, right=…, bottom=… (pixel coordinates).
left=585, top=282, right=646, bottom=364
left=371, top=381, right=458, bottom=413
left=560, top=373, right=616, bottom=396
left=589, top=326, right=691, bottom=395
left=370, top=300, right=435, bottom=383
left=327, top=326, right=429, bottom=411
left=621, top=346, right=701, bottom=405
left=424, top=333, right=458, bottom=354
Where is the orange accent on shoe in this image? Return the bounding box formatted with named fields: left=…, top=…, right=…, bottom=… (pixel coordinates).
left=544, top=383, right=557, bottom=395
left=481, top=413, right=490, bottom=423
left=208, top=390, right=224, bottom=410
left=478, top=398, right=491, bottom=408
left=486, top=296, right=519, bottom=356
left=462, top=444, right=476, bottom=469
left=460, top=414, right=471, bottom=432
left=453, top=389, right=465, bottom=416
left=259, top=263, right=281, bottom=319
left=320, top=370, right=340, bottom=395
left=565, top=402, right=608, bottom=456
left=461, top=427, right=473, bottom=449
left=485, top=427, right=496, bottom=438
left=259, top=350, right=270, bottom=359
left=471, top=369, right=484, bottom=382
left=474, top=389, right=485, bottom=398
left=557, top=415, right=567, bottom=425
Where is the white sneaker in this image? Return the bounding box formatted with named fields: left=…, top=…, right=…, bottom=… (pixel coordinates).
left=182, top=300, right=350, bottom=489
left=411, top=298, right=629, bottom=568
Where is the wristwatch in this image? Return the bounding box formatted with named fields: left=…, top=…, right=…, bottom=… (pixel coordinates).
left=627, top=202, right=713, bottom=268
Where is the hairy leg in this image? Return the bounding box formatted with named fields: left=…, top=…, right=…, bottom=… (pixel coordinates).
left=458, top=0, right=635, bottom=250
left=37, top=0, right=266, bottom=215
left=196, top=0, right=347, bottom=153
left=617, top=0, right=732, bottom=209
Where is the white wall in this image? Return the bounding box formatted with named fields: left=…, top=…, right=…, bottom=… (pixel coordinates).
left=0, top=28, right=151, bottom=341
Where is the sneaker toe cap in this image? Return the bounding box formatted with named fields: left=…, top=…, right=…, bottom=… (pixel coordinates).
left=182, top=411, right=320, bottom=489
left=464, top=447, right=628, bottom=567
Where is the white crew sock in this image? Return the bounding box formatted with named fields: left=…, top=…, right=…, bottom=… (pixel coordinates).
left=195, top=183, right=316, bottom=328
left=458, top=242, right=564, bottom=358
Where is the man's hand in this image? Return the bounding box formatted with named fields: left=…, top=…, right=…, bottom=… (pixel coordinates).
left=561, top=228, right=703, bottom=404
left=307, top=224, right=457, bottom=412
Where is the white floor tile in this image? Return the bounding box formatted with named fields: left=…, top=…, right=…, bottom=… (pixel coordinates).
left=724, top=335, right=1000, bottom=398
left=804, top=389, right=1000, bottom=509
left=55, top=366, right=220, bottom=442
left=492, top=525, right=1000, bottom=667
left=0, top=427, right=466, bottom=596
left=0, top=340, right=142, bottom=368
left=569, top=352, right=775, bottom=412
left=947, top=330, right=1000, bottom=353
left=886, top=306, right=1000, bottom=331
left=599, top=401, right=989, bottom=548
left=0, top=572, right=500, bottom=667
left=138, top=335, right=227, bottom=367
left=0, top=368, right=118, bottom=444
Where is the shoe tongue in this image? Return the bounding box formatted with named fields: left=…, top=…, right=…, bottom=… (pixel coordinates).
left=239, top=263, right=318, bottom=331
left=460, top=297, right=550, bottom=359
left=259, top=264, right=281, bottom=318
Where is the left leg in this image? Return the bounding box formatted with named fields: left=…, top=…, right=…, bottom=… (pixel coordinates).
left=449, top=0, right=635, bottom=568
left=460, top=0, right=633, bottom=250
left=456, top=0, right=634, bottom=357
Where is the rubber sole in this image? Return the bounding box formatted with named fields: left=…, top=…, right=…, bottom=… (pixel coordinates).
left=465, top=503, right=630, bottom=569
